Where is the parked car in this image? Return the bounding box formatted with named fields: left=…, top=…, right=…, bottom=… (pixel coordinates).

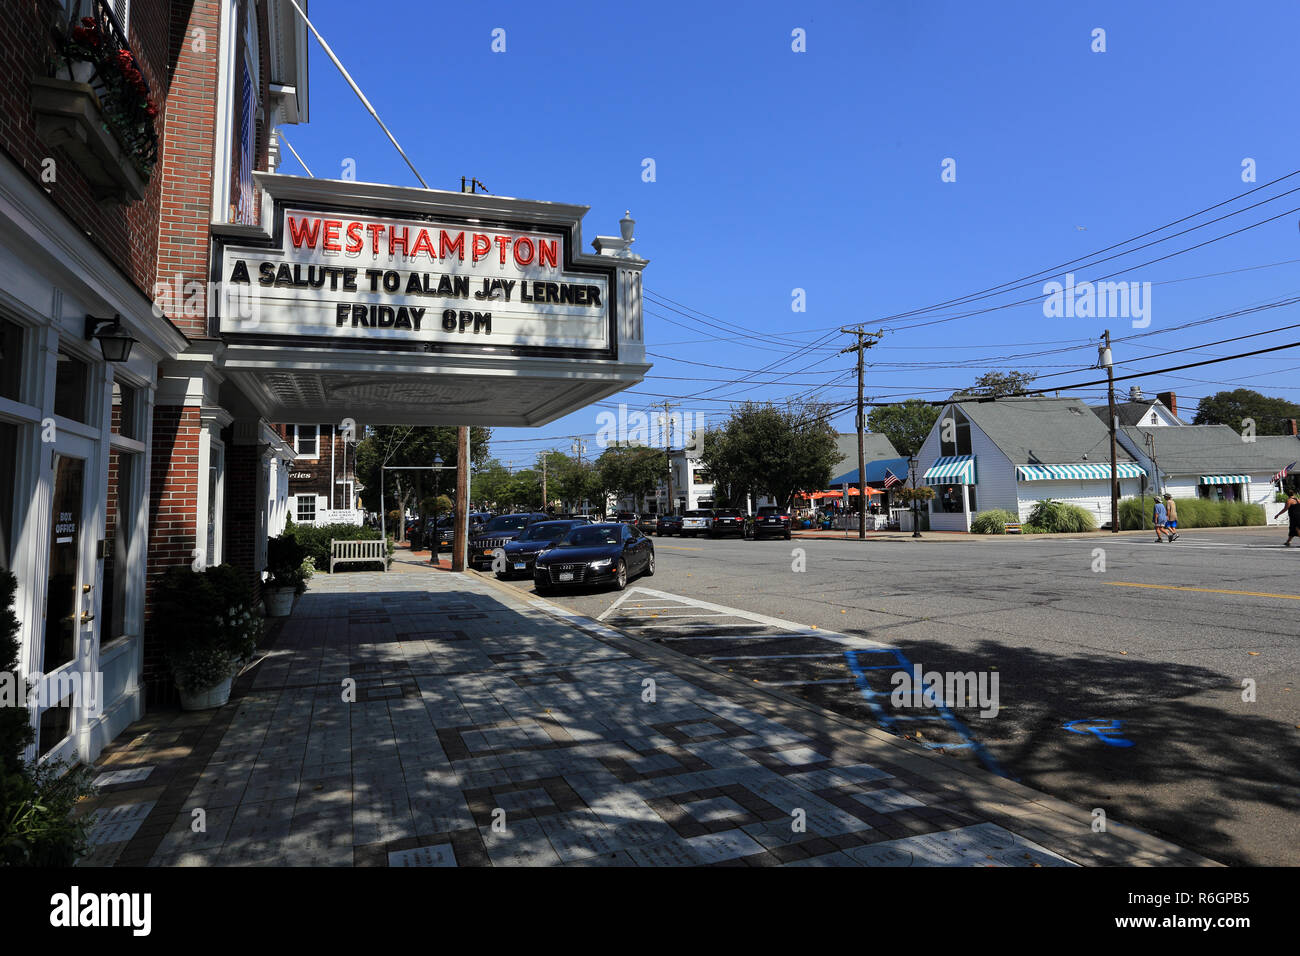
left=497, top=519, right=588, bottom=578
left=534, top=522, right=655, bottom=592
left=636, top=513, right=659, bottom=535
left=615, top=511, right=639, bottom=525
left=656, top=513, right=683, bottom=536
left=680, top=509, right=714, bottom=537
left=710, top=508, right=745, bottom=538
left=468, top=512, right=550, bottom=570
left=434, top=511, right=492, bottom=551
left=748, top=505, right=792, bottom=540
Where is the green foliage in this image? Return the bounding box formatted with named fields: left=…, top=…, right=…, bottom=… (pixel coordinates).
left=1121, top=497, right=1265, bottom=530
left=951, top=370, right=1038, bottom=400
left=1021, top=524, right=1047, bottom=534
left=894, top=485, right=935, bottom=503
left=1, top=570, right=96, bottom=866
left=971, top=509, right=1019, bottom=534
left=700, top=401, right=841, bottom=510
left=354, top=425, right=492, bottom=515
left=867, top=400, right=940, bottom=458
left=593, top=445, right=666, bottom=505
left=1192, top=389, right=1300, bottom=434
left=266, top=533, right=309, bottom=593
left=1026, top=499, right=1097, bottom=533
left=154, top=565, right=263, bottom=693
left=284, top=522, right=391, bottom=571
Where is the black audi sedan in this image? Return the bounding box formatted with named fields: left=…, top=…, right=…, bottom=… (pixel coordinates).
left=468, top=512, right=549, bottom=570
left=710, top=509, right=745, bottom=537
left=496, top=519, right=587, bottom=578
left=534, top=522, right=654, bottom=593
left=656, top=513, right=683, bottom=536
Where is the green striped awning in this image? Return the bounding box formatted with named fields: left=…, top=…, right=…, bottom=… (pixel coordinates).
left=923, top=455, right=976, bottom=484
left=1017, top=463, right=1146, bottom=481
left=1200, top=474, right=1251, bottom=484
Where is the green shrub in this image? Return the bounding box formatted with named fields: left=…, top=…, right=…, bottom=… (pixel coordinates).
left=285, top=523, right=391, bottom=571
left=971, top=509, right=1019, bottom=534
left=0, top=569, right=95, bottom=866
left=1121, top=496, right=1264, bottom=529
left=154, top=564, right=262, bottom=693
left=1026, top=499, right=1097, bottom=533
left=266, top=533, right=309, bottom=593
left=1021, top=524, right=1047, bottom=534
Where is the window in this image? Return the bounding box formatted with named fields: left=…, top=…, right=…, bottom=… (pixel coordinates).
left=54, top=351, right=90, bottom=424
left=0, top=422, right=15, bottom=571
left=1150, top=412, right=1158, bottom=425
left=939, top=409, right=972, bottom=458
left=102, top=449, right=137, bottom=641
left=930, top=485, right=973, bottom=514
left=111, top=380, right=140, bottom=439
left=294, top=425, right=318, bottom=458
left=0, top=318, right=23, bottom=402
left=296, top=495, right=316, bottom=523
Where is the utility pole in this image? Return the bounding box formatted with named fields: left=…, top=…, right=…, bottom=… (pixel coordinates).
left=840, top=327, right=883, bottom=539
left=655, top=401, right=677, bottom=515
left=1100, top=331, right=1119, bottom=533
left=540, top=453, right=548, bottom=511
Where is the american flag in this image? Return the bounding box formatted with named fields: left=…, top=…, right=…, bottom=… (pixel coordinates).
left=1273, top=461, right=1297, bottom=483
left=883, top=468, right=903, bottom=489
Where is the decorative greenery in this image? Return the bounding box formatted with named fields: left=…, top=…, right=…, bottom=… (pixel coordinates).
left=971, top=509, right=1020, bottom=534
left=284, top=522, right=392, bottom=571
left=893, top=486, right=936, bottom=503
left=1119, top=497, right=1265, bottom=530
left=265, top=533, right=310, bottom=594
left=54, top=15, right=160, bottom=175
left=1026, top=499, right=1098, bottom=533
left=155, top=565, right=262, bottom=694
left=1, top=570, right=96, bottom=866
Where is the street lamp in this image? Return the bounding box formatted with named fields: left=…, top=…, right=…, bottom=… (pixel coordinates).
left=430, top=454, right=443, bottom=564
left=909, top=454, right=921, bottom=538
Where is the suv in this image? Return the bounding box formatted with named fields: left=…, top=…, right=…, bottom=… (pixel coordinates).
left=749, top=506, right=792, bottom=540
left=656, top=513, right=683, bottom=536
left=468, top=512, right=550, bottom=570
left=680, top=509, right=714, bottom=537
left=710, top=509, right=745, bottom=537
left=616, top=511, right=639, bottom=525
left=636, top=513, right=659, bottom=536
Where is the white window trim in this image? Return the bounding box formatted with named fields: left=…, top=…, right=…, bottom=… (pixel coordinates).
left=293, top=423, right=319, bottom=459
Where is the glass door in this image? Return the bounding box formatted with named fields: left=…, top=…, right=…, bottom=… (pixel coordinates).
left=39, top=432, right=98, bottom=761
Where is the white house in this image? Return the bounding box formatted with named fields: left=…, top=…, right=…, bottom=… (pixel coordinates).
left=915, top=397, right=1146, bottom=531
left=1118, top=425, right=1299, bottom=526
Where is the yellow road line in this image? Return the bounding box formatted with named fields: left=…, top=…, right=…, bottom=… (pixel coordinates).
left=1110, top=582, right=1300, bottom=600
left=657, top=545, right=704, bottom=552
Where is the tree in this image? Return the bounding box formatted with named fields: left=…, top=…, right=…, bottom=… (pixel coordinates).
left=951, top=370, right=1037, bottom=399
left=594, top=445, right=666, bottom=507
left=1192, top=389, right=1300, bottom=434
left=700, top=401, right=841, bottom=510
left=867, top=399, right=941, bottom=457
left=355, top=426, right=492, bottom=535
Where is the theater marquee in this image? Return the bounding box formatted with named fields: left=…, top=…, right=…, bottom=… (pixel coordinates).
left=209, top=173, right=648, bottom=428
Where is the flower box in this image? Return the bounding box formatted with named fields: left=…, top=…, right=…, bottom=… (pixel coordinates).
left=30, top=76, right=148, bottom=203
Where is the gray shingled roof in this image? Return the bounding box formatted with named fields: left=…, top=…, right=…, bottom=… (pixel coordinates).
left=954, top=397, right=1138, bottom=465
left=1092, top=400, right=1180, bottom=427
left=1121, top=425, right=1300, bottom=474
left=831, top=433, right=899, bottom=471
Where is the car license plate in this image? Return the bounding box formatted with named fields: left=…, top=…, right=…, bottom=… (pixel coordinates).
left=513, top=562, right=526, bottom=570
left=558, top=571, right=574, bottom=582
left=482, top=549, right=494, bottom=555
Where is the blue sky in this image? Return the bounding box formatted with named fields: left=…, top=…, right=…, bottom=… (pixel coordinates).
left=282, top=0, right=1300, bottom=468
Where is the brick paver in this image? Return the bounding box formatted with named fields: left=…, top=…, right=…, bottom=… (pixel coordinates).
left=76, top=568, right=1214, bottom=867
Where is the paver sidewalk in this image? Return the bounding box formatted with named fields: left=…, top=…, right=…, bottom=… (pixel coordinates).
left=76, top=569, right=1213, bottom=867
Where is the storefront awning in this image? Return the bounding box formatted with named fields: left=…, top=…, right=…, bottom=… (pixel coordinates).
left=1017, top=463, right=1146, bottom=481
left=923, top=455, right=976, bottom=484
left=1200, top=474, right=1251, bottom=484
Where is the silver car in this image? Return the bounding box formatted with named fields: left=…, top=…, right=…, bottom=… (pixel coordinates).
left=680, top=509, right=713, bottom=537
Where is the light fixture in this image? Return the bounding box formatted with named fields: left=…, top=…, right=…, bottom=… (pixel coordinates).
left=433, top=453, right=443, bottom=468
left=84, top=314, right=136, bottom=362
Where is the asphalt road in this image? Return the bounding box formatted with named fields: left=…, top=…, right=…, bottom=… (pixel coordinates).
left=488, top=527, right=1300, bottom=865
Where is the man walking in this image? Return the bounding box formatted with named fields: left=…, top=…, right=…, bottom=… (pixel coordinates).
left=1163, top=494, right=1180, bottom=541
left=1153, top=497, right=1170, bottom=543
left=1274, top=489, right=1300, bottom=547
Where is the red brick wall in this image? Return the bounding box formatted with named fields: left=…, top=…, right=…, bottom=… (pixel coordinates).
left=142, top=403, right=200, bottom=705
left=155, top=0, right=222, bottom=337
left=0, top=0, right=171, bottom=296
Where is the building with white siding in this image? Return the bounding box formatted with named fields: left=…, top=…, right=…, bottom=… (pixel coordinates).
left=915, top=397, right=1146, bottom=531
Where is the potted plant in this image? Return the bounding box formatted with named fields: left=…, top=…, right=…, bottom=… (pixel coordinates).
left=264, top=533, right=309, bottom=617
left=155, top=565, right=262, bottom=710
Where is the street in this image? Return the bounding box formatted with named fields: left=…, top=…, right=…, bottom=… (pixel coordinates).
left=488, top=528, right=1300, bottom=865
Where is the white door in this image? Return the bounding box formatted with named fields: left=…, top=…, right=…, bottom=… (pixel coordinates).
left=38, top=431, right=100, bottom=764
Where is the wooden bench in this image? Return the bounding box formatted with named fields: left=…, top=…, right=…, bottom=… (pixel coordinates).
left=330, top=538, right=388, bottom=572
left=1004, top=522, right=1023, bottom=534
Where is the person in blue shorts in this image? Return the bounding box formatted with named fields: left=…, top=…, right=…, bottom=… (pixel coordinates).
left=1153, top=498, right=1170, bottom=543
left=1162, top=494, right=1179, bottom=541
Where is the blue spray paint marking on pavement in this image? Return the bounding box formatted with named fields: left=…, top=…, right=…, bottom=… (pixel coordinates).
left=843, top=648, right=1008, bottom=778
left=1063, top=719, right=1134, bottom=747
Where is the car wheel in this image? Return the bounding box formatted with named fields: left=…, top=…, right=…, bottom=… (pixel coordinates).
left=613, top=559, right=628, bottom=590
left=784, top=531, right=792, bottom=540
left=645, top=552, right=655, bottom=576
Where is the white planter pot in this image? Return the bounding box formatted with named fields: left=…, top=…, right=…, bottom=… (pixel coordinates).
left=265, top=587, right=295, bottom=617
left=178, top=676, right=232, bottom=711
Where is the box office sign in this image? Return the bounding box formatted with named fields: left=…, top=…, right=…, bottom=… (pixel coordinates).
left=214, top=207, right=615, bottom=355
